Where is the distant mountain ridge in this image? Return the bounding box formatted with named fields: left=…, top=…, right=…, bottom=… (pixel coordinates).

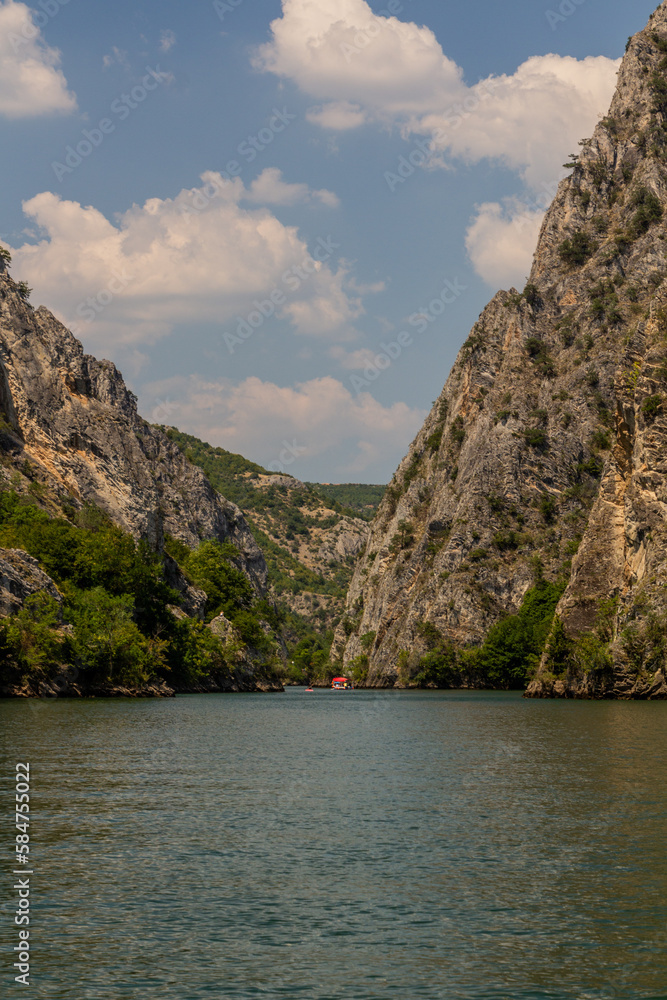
left=161, top=429, right=384, bottom=650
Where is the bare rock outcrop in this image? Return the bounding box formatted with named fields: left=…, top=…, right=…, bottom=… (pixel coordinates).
left=336, top=3, right=667, bottom=698
left=0, top=273, right=266, bottom=593
left=0, top=548, right=62, bottom=615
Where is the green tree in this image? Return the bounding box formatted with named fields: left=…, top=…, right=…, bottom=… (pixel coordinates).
left=67, top=588, right=163, bottom=685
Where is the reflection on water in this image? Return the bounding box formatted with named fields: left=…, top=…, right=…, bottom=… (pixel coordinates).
left=1, top=690, right=666, bottom=999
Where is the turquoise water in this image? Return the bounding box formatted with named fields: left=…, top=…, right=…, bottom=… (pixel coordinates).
left=1, top=688, right=666, bottom=999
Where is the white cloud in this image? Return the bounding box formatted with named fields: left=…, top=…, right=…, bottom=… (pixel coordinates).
left=141, top=373, right=427, bottom=477
left=8, top=172, right=360, bottom=348
left=465, top=199, right=546, bottom=289
left=0, top=0, right=76, bottom=118
left=255, top=0, right=619, bottom=191
left=245, top=167, right=339, bottom=207
left=419, top=54, right=620, bottom=189
left=329, top=345, right=379, bottom=369
left=253, top=0, right=463, bottom=115
left=159, top=29, right=176, bottom=54
left=103, top=46, right=130, bottom=72
left=306, top=102, right=367, bottom=130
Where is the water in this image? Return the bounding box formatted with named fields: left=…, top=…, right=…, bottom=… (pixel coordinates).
left=1, top=689, right=666, bottom=1000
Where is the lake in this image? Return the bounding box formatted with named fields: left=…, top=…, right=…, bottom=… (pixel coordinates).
left=1, top=689, right=666, bottom=999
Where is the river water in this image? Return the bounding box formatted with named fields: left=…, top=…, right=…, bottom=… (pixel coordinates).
left=1, top=689, right=666, bottom=999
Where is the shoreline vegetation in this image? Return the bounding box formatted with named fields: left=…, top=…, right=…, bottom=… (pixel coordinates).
left=0, top=490, right=285, bottom=699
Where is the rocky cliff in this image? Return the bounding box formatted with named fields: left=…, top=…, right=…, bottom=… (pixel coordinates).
left=0, top=258, right=286, bottom=696
left=0, top=261, right=265, bottom=590
left=335, top=3, right=667, bottom=699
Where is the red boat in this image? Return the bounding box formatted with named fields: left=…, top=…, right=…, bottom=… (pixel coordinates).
left=332, top=676, right=352, bottom=690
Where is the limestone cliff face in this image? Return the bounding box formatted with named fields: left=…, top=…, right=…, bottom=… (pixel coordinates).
left=336, top=3, right=667, bottom=698
left=0, top=264, right=266, bottom=592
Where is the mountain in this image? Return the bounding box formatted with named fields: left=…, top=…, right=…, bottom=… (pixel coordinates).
left=0, top=258, right=282, bottom=696
left=160, top=429, right=383, bottom=677
left=335, top=4, right=667, bottom=700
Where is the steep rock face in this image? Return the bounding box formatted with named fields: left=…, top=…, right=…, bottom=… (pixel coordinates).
left=0, top=548, right=62, bottom=615
left=337, top=4, right=667, bottom=697
left=0, top=266, right=266, bottom=592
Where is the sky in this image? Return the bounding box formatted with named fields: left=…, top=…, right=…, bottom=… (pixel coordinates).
left=0, top=0, right=659, bottom=483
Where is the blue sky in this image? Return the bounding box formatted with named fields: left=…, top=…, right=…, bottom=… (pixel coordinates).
left=0, top=0, right=658, bottom=482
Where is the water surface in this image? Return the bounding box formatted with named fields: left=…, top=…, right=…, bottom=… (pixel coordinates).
left=1, top=689, right=666, bottom=999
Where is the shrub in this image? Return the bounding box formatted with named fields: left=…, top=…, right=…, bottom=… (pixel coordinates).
left=641, top=394, right=662, bottom=421
left=390, top=520, right=415, bottom=552
left=525, top=337, right=544, bottom=357
left=523, top=282, right=541, bottom=307
left=360, top=631, right=376, bottom=652
left=523, top=428, right=548, bottom=449
left=590, top=429, right=611, bottom=451
left=475, top=578, right=566, bottom=688
left=629, top=186, right=663, bottom=238
left=558, top=231, right=595, bottom=266
left=426, top=429, right=443, bottom=453
left=493, top=530, right=520, bottom=551
left=543, top=616, right=572, bottom=675
left=539, top=495, right=557, bottom=523
left=450, top=416, right=466, bottom=445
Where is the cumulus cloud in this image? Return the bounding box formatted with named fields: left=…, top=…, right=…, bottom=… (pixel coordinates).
left=306, top=101, right=367, bottom=130
left=419, top=54, right=620, bottom=189
left=465, top=199, right=547, bottom=289
left=141, top=373, right=426, bottom=477
left=255, top=0, right=619, bottom=190
left=8, top=171, right=358, bottom=347
left=0, top=0, right=76, bottom=118
left=253, top=0, right=462, bottom=114
left=245, top=167, right=339, bottom=207
left=159, top=29, right=176, bottom=54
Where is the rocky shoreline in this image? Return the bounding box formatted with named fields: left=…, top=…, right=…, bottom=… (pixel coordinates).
left=2, top=668, right=284, bottom=699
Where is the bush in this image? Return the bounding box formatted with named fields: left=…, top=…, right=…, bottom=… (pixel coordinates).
left=475, top=578, right=566, bottom=687
left=426, top=429, right=443, bottom=453
left=558, top=231, right=595, bottom=266
left=0, top=490, right=277, bottom=690
left=629, top=186, right=663, bottom=238
left=450, top=416, right=466, bottom=445
left=523, top=428, right=548, bottom=450
left=641, top=395, right=662, bottom=421
left=539, top=495, right=557, bottom=523
left=590, top=429, right=611, bottom=450
left=493, top=530, right=520, bottom=552
left=67, top=588, right=163, bottom=685
left=360, top=630, right=376, bottom=652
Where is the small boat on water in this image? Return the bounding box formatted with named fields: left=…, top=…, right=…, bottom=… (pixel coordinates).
left=332, top=676, right=353, bottom=690
left=305, top=687, right=314, bottom=692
